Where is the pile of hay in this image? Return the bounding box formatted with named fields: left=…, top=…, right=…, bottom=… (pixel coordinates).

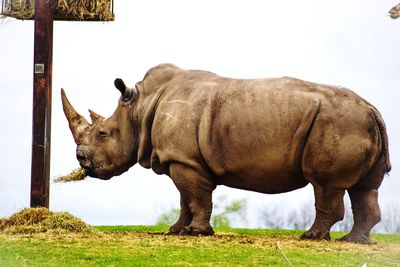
left=1, top=0, right=114, bottom=21
left=0, top=207, right=95, bottom=234
left=1, top=0, right=33, bottom=20
left=54, top=168, right=87, bottom=183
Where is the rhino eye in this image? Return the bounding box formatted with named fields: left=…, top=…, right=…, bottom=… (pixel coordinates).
left=98, top=130, right=108, bottom=139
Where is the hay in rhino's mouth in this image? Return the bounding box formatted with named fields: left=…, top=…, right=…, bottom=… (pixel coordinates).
left=54, top=168, right=87, bottom=183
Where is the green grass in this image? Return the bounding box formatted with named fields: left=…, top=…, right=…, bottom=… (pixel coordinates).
left=1, top=226, right=399, bottom=266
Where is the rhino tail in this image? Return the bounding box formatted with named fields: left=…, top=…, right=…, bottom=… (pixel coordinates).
left=371, top=106, right=391, bottom=173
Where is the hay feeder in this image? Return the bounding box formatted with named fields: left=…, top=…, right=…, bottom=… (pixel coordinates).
left=1, top=0, right=114, bottom=21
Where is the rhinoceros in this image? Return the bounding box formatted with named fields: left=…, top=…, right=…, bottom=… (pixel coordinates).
left=61, top=64, right=390, bottom=244
left=389, top=2, right=400, bottom=19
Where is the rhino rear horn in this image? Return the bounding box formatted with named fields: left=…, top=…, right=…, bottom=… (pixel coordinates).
left=61, top=89, right=90, bottom=143
left=88, top=109, right=105, bottom=124
left=114, top=78, right=136, bottom=101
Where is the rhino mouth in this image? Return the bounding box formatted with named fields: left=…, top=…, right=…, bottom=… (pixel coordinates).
left=76, top=150, right=113, bottom=179
left=77, top=150, right=128, bottom=180
left=85, top=163, right=115, bottom=180
left=82, top=164, right=123, bottom=180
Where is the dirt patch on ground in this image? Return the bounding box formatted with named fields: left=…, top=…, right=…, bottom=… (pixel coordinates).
left=0, top=207, right=95, bottom=234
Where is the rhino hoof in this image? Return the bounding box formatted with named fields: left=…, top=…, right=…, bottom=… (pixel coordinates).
left=174, top=225, right=214, bottom=236
left=337, top=233, right=372, bottom=244
left=167, top=226, right=193, bottom=235
left=166, top=230, right=179, bottom=235
left=180, top=226, right=193, bottom=235
left=167, top=224, right=188, bottom=235
left=301, top=230, right=331, bottom=241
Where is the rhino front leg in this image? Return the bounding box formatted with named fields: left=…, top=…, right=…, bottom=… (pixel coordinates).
left=169, top=163, right=215, bottom=236
left=167, top=196, right=193, bottom=235
left=301, top=185, right=345, bottom=241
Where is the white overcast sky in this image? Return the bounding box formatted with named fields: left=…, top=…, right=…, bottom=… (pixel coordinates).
left=0, top=0, right=399, bottom=227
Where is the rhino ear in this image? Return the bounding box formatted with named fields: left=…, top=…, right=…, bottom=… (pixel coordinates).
left=114, top=78, right=137, bottom=102
left=114, top=78, right=127, bottom=94
left=88, top=109, right=105, bottom=124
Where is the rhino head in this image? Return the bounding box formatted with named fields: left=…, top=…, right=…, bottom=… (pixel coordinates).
left=61, top=79, right=138, bottom=179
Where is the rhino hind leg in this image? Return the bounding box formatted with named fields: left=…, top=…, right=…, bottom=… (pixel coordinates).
left=337, top=155, right=385, bottom=244
left=168, top=163, right=215, bottom=236
left=337, top=189, right=380, bottom=244
left=301, top=185, right=345, bottom=241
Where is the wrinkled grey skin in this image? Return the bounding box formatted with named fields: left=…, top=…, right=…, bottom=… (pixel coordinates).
left=62, top=64, right=390, bottom=244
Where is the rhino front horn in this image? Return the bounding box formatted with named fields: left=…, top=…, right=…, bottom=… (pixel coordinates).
left=61, top=88, right=90, bottom=143
left=114, top=78, right=136, bottom=101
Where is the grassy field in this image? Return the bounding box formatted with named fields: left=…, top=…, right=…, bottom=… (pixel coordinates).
left=0, top=225, right=399, bottom=266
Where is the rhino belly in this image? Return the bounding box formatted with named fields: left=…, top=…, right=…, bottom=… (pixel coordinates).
left=207, top=131, right=311, bottom=194
left=214, top=168, right=309, bottom=194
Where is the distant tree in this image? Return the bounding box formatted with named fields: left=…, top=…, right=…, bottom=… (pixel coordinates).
left=260, top=206, right=287, bottom=229
left=260, top=204, right=314, bottom=230
left=286, top=204, right=315, bottom=230
left=212, top=198, right=247, bottom=228
left=380, top=203, right=400, bottom=234
left=156, top=208, right=180, bottom=226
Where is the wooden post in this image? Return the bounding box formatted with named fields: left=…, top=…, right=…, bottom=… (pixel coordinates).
left=30, top=0, right=54, bottom=208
